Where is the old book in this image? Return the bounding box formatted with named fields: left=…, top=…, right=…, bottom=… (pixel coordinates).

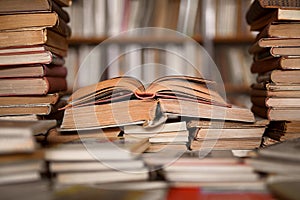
left=0, top=51, right=64, bottom=66
left=249, top=38, right=300, bottom=54
left=147, top=131, right=188, bottom=144
left=190, top=138, right=262, bottom=150
left=45, top=137, right=150, bottom=161
left=251, top=57, right=300, bottom=73
left=49, top=160, right=145, bottom=173
left=250, top=8, right=300, bottom=31
left=252, top=96, right=300, bottom=108
left=124, top=121, right=187, bottom=134
left=0, top=29, right=68, bottom=51
left=255, top=22, right=300, bottom=40
left=271, top=47, right=300, bottom=57
left=257, top=70, right=300, bottom=84
left=187, top=119, right=269, bottom=129
left=0, top=99, right=66, bottom=116
left=53, top=0, right=72, bottom=7
left=246, top=156, right=300, bottom=174
left=0, top=45, right=67, bottom=57
left=251, top=105, right=300, bottom=121
left=0, top=0, right=70, bottom=22
left=55, top=170, right=149, bottom=185
left=0, top=120, right=56, bottom=137
left=143, top=150, right=239, bottom=167
left=192, top=128, right=266, bottom=140
left=0, top=120, right=55, bottom=153
left=0, top=12, right=71, bottom=37
left=45, top=127, right=121, bottom=144
left=61, top=76, right=254, bottom=130
left=145, top=143, right=188, bottom=153
left=0, top=151, right=44, bottom=175
left=0, top=93, right=61, bottom=106
left=0, top=77, right=67, bottom=96
left=246, top=0, right=300, bottom=25
left=0, top=65, right=67, bottom=78
left=257, top=137, right=300, bottom=161
left=251, top=88, right=300, bottom=98
left=252, top=82, right=300, bottom=91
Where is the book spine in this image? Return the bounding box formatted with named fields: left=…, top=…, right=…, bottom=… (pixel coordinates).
left=43, top=77, right=67, bottom=94
left=42, top=65, right=67, bottom=77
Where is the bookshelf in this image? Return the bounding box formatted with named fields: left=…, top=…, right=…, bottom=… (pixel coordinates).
left=65, top=0, right=255, bottom=101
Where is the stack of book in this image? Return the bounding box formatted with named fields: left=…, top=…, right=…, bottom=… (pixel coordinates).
left=45, top=136, right=150, bottom=186
left=124, top=121, right=189, bottom=153
left=0, top=0, right=72, bottom=121
left=246, top=138, right=300, bottom=199
left=143, top=150, right=272, bottom=197
left=59, top=75, right=265, bottom=151
left=0, top=120, right=56, bottom=185
left=246, top=0, right=300, bottom=141
left=188, top=119, right=268, bottom=151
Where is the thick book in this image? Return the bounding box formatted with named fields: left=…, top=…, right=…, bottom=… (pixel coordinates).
left=0, top=0, right=70, bottom=22
left=56, top=170, right=149, bottom=185
left=0, top=50, right=65, bottom=66
left=0, top=65, right=67, bottom=78
left=124, top=121, right=187, bottom=134
left=49, top=160, right=145, bottom=173
left=252, top=82, right=300, bottom=91
left=45, top=137, right=150, bottom=161
left=190, top=138, right=263, bottom=150
left=257, top=70, right=300, bottom=84
left=0, top=45, right=67, bottom=57
left=0, top=12, right=71, bottom=37
left=251, top=96, right=300, bottom=108
left=0, top=29, right=68, bottom=51
left=255, top=22, right=300, bottom=40
left=192, top=128, right=266, bottom=140
left=251, top=57, right=300, bottom=73
left=187, top=119, right=269, bottom=129
left=0, top=100, right=66, bottom=116
left=246, top=0, right=300, bottom=25
left=0, top=93, right=61, bottom=106
left=251, top=88, right=300, bottom=98
left=60, top=76, right=255, bottom=130
left=249, top=38, right=300, bottom=54
left=252, top=105, right=300, bottom=121
left=250, top=8, right=300, bottom=31
left=0, top=120, right=56, bottom=137
left=257, top=137, right=300, bottom=161
left=0, top=77, right=67, bottom=96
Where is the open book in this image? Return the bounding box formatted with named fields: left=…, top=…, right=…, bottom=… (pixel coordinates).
left=60, top=76, right=255, bottom=130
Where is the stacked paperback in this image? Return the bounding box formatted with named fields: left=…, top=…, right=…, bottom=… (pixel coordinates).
left=124, top=121, right=189, bottom=153
left=0, top=0, right=72, bottom=121
left=246, top=138, right=300, bottom=200
left=0, top=120, right=56, bottom=185
left=45, top=136, right=150, bottom=186
left=246, top=0, right=300, bottom=141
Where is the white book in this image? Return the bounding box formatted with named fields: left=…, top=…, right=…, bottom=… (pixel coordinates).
left=56, top=170, right=149, bottom=185
left=124, top=121, right=187, bottom=134
left=0, top=171, right=40, bottom=185
left=50, top=160, right=145, bottom=172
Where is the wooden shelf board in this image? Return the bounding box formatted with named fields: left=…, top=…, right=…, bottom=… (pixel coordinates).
left=68, top=35, right=203, bottom=45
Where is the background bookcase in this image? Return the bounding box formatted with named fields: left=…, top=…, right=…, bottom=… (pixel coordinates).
left=65, top=0, right=255, bottom=106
